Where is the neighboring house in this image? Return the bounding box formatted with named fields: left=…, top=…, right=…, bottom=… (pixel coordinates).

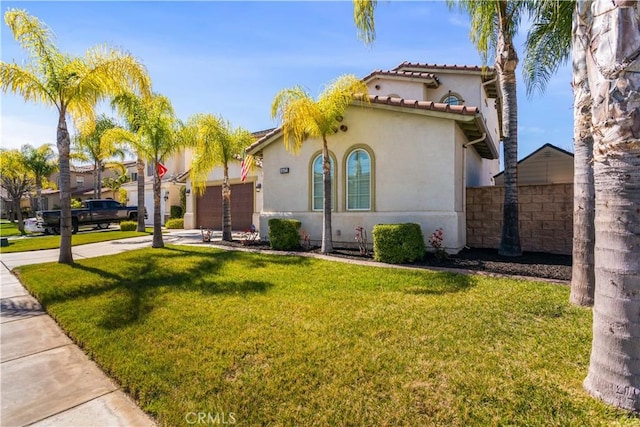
left=494, top=143, right=574, bottom=185
left=246, top=62, right=502, bottom=252
left=121, top=153, right=189, bottom=226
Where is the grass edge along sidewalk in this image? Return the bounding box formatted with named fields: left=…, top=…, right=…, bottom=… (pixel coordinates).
left=15, top=245, right=637, bottom=426
left=0, top=229, right=153, bottom=253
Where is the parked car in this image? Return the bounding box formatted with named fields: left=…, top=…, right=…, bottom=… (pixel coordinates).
left=36, top=199, right=145, bottom=234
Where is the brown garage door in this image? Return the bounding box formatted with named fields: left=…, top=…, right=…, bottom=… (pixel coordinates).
left=196, top=183, right=254, bottom=230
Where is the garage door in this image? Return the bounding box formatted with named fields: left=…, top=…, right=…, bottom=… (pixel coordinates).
left=196, top=183, right=254, bottom=230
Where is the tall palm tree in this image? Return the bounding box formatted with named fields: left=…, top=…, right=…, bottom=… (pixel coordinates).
left=72, top=115, right=124, bottom=199
left=272, top=74, right=369, bottom=253
left=523, top=0, right=595, bottom=306
left=106, top=93, right=181, bottom=248
left=582, top=0, right=640, bottom=412
left=22, top=143, right=57, bottom=212
left=183, top=114, right=254, bottom=242
left=0, top=148, right=34, bottom=234
left=0, top=9, right=150, bottom=263
left=450, top=0, right=527, bottom=257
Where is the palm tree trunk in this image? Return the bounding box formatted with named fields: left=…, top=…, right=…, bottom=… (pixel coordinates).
left=57, top=112, right=74, bottom=264
left=137, top=157, right=145, bottom=232
left=496, top=9, right=522, bottom=257
left=152, top=158, right=164, bottom=248
left=321, top=137, right=333, bottom=253
left=570, top=0, right=595, bottom=307
left=93, top=161, right=99, bottom=199
left=583, top=0, right=640, bottom=412
left=97, top=162, right=102, bottom=199
left=222, top=164, right=232, bottom=242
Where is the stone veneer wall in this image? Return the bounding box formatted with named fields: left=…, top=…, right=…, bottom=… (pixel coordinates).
left=466, top=183, right=573, bottom=255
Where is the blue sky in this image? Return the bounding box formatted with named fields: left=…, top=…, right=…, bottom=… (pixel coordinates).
left=1, top=1, right=573, bottom=163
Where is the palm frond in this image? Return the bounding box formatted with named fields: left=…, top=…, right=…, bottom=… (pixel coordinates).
left=4, top=9, right=60, bottom=79
left=0, top=63, right=55, bottom=107
left=522, top=0, right=573, bottom=96
left=353, top=0, right=377, bottom=45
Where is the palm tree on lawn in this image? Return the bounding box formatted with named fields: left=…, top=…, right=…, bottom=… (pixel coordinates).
left=72, top=115, right=124, bottom=199
left=523, top=0, right=595, bottom=306
left=582, top=0, right=640, bottom=412
left=0, top=148, right=34, bottom=234
left=106, top=92, right=181, bottom=248
left=182, top=114, right=254, bottom=242
left=0, top=9, right=150, bottom=264
left=272, top=74, right=369, bottom=253
left=22, top=143, right=57, bottom=212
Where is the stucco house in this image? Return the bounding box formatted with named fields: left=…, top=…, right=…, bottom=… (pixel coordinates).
left=246, top=62, right=502, bottom=252
left=494, top=143, right=573, bottom=185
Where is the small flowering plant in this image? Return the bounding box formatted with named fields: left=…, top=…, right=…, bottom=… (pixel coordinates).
left=429, top=227, right=447, bottom=261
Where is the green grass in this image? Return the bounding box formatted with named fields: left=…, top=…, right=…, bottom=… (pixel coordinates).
left=0, top=228, right=153, bottom=253
left=0, top=220, right=30, bottom=237
left=16, top=246, right=638, bottom=426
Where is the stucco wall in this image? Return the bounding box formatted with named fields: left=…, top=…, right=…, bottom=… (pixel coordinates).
left=366, top=79, right=427, bottom=101
left=258, top=105, right=472, bottom=251
left=466, top=184, right=573, bottom=255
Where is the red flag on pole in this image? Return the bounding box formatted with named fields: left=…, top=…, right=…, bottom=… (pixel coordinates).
left=157, top=162, right=168, bottom=179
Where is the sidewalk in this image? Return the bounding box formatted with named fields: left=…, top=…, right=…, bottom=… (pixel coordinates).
left=0, top=229, right=242, bottom=427
left=0, top=234, right=183, bottom=426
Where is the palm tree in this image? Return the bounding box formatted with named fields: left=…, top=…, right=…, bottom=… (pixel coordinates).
left=523, top=0, right=595, bottom=306
left=272, top=74, right=369, bottom=253
left=107, top=96, right=147, bottom=233
left=0, top=148, right=34, bottom=234
left=582, top=0, right=640, bottom=412
left=72, top=115, right=124, bottom=199
left=449, top=0, right=527, bottom=257
left=0, top=9, right=150, bottom=263
left=106, top=92, right=181, bottom=248
left=183, top=114, right=254, bottom=242
left=22, top=143, right=57, bottom=212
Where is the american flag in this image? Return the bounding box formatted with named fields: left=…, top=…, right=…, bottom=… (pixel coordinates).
left=240, top=150, right=249, bottom=182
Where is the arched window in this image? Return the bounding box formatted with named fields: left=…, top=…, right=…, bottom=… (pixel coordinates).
left=346, top=149, right=371, bottom=210
left=312, top=154, right=335, bottom=211
left=440, top=92, right=464, bottom=106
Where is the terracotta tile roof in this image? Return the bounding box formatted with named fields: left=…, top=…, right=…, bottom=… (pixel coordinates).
left=362, top=70, right=440, bottom=87
left=359, top=95, right=479, bottom=115
left=252, top=128, right=276, bottom=139
left=392, top=61, right=494, bottom=74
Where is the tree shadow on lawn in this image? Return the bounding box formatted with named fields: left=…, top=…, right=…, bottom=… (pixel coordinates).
left=403, top=271, right=477, bottom=295
left=37, top=246, right=276, bottom=330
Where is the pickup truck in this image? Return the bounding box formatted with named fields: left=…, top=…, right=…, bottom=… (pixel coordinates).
left=36, top=199, right=144, bottom=234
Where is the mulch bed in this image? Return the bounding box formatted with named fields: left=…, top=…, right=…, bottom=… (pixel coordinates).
left=216, top=240, right=572, bottom=282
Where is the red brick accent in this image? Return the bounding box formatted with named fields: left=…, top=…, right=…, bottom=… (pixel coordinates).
left=466, top=184, right=573, bottom=255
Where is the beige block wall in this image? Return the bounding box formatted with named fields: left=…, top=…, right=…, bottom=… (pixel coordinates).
left=466, top=183, right=573, bottom=255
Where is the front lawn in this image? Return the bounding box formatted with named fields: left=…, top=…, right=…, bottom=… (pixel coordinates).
left=0, top=229, right=153, bottom=253
left=0, top=220, right=29, bottom=237
left=16, top=246, right=635, bottom=426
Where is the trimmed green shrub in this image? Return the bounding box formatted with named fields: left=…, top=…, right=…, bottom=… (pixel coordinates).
left=373, top=223, right=426, bottom=264
left=170, top=205, right=184, bottom=219
left=268, top=218, right=301, bottom=250
left=165, top=218, right=184, bottom=229
left=120, top=221, right=137, bottom=231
